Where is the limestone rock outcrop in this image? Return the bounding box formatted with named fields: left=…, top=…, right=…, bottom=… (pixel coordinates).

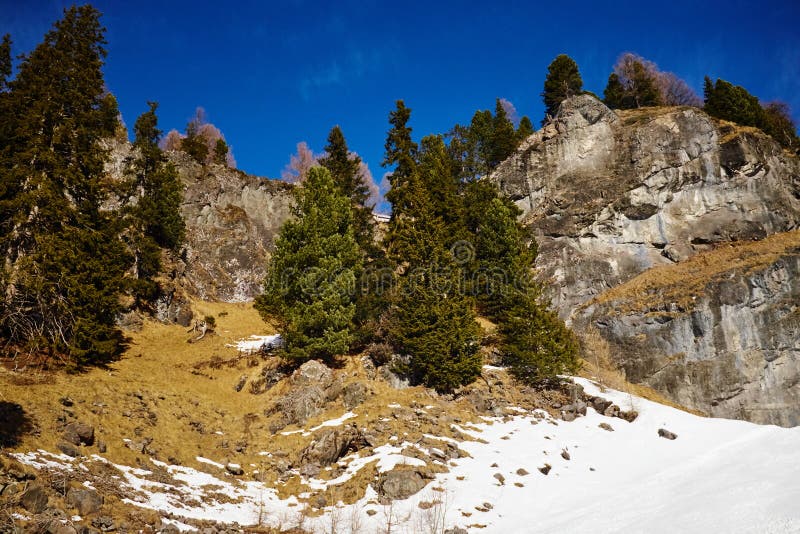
left=492, top=94, right=800, bottom=316
left=491, top=95, right=800, bottom=425
left=173, top=152, right=293, bottom=301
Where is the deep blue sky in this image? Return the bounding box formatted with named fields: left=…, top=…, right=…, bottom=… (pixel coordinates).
left=2, top=0, right=799, bottom=207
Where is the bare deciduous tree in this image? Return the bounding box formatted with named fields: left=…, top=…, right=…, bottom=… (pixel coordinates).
left=281, top=141, right=319, bottom=183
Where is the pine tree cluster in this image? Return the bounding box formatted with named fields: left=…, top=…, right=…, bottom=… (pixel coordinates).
left=0, top=6, right=185, bottom=367
left=259, top=100, right=579, bottom=392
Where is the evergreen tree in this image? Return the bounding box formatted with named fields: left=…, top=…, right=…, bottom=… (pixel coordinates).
left=490, top=98, right=518, bottom=168
left=255, top=167, right=362, bottom=364
left=0, top=34, right=11, bottom=92
left=603, top=73, right=626, bottom=109
left=124, top=102, right=186, bottom=306
left=381, top=103, right=481, bottom=391
left=319, top=125, right=375, bottom=252
left=761, top=101, right=799, bottom=151
left=382, top=100, right=420, bottom=263
left=541, top=54, right=583, bottom=123
left=516, top=116, right=534, bottom=142
left=703, top=77, right=764, bottom=128
left=627, top=60, right=662, bottom=107
left=417, top=135, right=462, bottom=230
left=499, top=285, right=580, bottom=385
left=0, top=5, right=129, bottom=365
left=213, top=138, right=229, bottom=165
left=181, top=113, right=209, bottom=164
left=390, top=259, right=481, bottom=392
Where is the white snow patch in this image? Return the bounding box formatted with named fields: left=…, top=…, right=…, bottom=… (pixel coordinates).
left=226, top=334, right=282, bottom=353
left=195, top=456, right=225, bottom=469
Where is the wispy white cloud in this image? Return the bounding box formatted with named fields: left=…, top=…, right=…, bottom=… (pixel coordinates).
left=298, top=48, right=382, bottom=101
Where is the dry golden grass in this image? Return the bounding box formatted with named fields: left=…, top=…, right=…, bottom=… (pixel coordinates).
left=583, top=230, right=800, bottom=314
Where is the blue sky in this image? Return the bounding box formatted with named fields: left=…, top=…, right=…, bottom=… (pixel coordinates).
left=2, top=0, right=799, bottom=207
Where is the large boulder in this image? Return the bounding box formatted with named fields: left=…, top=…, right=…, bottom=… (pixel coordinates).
left=372, top=469, right=429, bottom=500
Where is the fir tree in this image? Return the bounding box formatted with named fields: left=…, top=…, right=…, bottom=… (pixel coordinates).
left=382, top=100, right=420, bottom=263
left=213, top=138, right=229, bottom=165
left=499, top=285, right=580, bottom=385
left=390, top=260, right=481, bottom=392
left=490, top=98, right=518, bottom=168
left=255, top=167, right=362, bottom=364
left=603, top=73, right=626, bottom=109
left=516, top=116, right=534, bottom=142
left=541, top=54, right=583, bottom=123
left=181, top=112, right=209, bottom=164
left=124, top=102, right=186, bottom=306
left=319, top=125, right=375, bottom=252
left=0, top=5, right=129, bottom=365
left=703, top=77, right=763, bottom=129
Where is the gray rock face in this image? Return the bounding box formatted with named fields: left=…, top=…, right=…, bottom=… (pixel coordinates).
left=491, top=95, right=800, bottom=316
left=492, top=95, right=800, bottom=426
left=575, top=236, right=800, bottom=426
left=174, top=153, right=293, bottom=301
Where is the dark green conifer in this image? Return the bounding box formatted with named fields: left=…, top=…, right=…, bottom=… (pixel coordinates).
left=603, top=73, right=626, bottom=109
left=0, top=34, right=11, bottom=91
left=181, top=116, right=209, bottom=164
left=125, top=102, right=186, bottom=306
left=319, top=125, right=375, bottom=252
left=0, top=5, right=129, bottom=365
left=516, top=116, right=534, bottom=142
left=541, top=54, right=583, bottom=123
left=255, top=167, right=362, bottom=364
left=213, top=138, right=229, bottom=165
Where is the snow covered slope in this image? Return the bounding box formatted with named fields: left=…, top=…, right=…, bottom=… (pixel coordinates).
left=13, top=377, right=800, bottom=533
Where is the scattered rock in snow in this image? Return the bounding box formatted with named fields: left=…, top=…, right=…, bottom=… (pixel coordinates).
left=598, top=423, right=614, bottom=432
left=539, top=464, right=552, bottom=475
left=516, top=468, right=529, bottom=476
left=299, top=426, right=369, bottom=466
left=619, top=410, right=639, bottom=422
left=225, top=463, right=244, bottom=475
left=561, top=449, right=571, bottom=461
left=658, top=428, right=678, bottom=440
left=373, top=469, right=428, bottom=500
left=493, top=473, right=505, bottom=485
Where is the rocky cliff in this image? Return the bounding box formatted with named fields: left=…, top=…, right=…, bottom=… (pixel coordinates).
left=106, top=142, right=294, bottom=306
left=171, top=152, right=293, bottom=302
left=574, top=231, right=800, bottom=426
left=492, top=95, right=800, bottom=315
left=491, top=95, right=800, bottom=425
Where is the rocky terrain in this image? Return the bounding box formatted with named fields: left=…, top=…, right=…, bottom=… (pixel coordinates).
left=491, top=95, right=800, bottom=425
left=492, top=94, right=800, bottom=315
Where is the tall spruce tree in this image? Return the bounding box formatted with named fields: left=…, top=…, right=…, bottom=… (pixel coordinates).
left=319, top=125, right=375, bottom=252
left=0, top=5, right=129, bottom=365
left=541, top=54, right=583, bottom=123
left=382, top=102, right=481, bottom=391
left=124, top=102, right=186, bottom=306
left=255, top=167, right=362, bottom=364
left=382, top=100, right=420, bottom=263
